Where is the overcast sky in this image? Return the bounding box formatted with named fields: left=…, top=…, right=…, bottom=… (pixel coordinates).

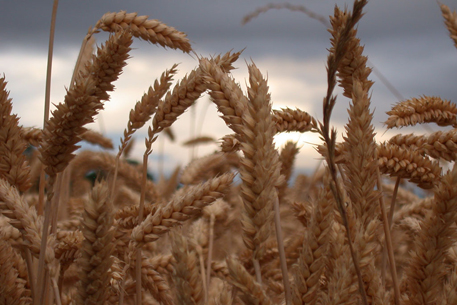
left=1, top=0, right=456, bottom=178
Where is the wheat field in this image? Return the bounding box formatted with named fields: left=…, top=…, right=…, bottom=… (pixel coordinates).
left=1, top=1, right=457, bottom=304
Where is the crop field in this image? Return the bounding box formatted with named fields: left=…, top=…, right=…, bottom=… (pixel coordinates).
left=1, top=1, right=457, bottom=305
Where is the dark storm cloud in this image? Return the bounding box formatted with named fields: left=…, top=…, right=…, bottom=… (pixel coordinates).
left=1, top=0, right=455, bottom=105
left=1, top=0, right=457, bottom=173
left=0, top=0, right=333, bottom=56
left=1, top=1, right=454, bottom=57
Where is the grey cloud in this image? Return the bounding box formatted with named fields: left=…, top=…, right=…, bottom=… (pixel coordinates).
left=1, top=0, right=457, bottom=174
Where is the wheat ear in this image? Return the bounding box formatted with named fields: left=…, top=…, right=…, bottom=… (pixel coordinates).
left=0, top=178, right=58, bottom=305
left=326, top=140, right=443, bottom=189
left=76, top=180, right=115, bottom=305
left=444, top=268, right=457, bottom=304
left=0, top=239, right=32, bottom=304
left=238, top=63, right=283, bottom=258
left=79, top=130, right=113, bottom=149
left=133, top=173, right=233, bottom=304
left=320, top=225, right=358, bottom=305
left=111, top=64, right=176, bottom=199
left=135, top=66, right=206, bottom=303
left=220, top=134, right=241, bottom=153
left=199, top=58, right=247, bottom=134
left=273, top=108, right=318, bottom=133
left=343, top=73, right=391, bottom=303
left=393, top=197, right=434, bottom=225
left=377, top=143, right=442, bottom=189
left=40, top=30, right=132, bottom=184
left=70, top=151, right=158, bottom=201
left=22, top=127, right=113, bottom=150
left=38, top=31, right=132, bottom=303
left=131, top=172, right=234, bottom=248
left=120, top=172, right=231, bottom=304
left=157, top=165, right=181, bottom=200
left=0, top=179, right=56, bottom=262
left=118, top=64, right=178, bottom=156
left=21, top=127, right=43, bottom=147
left=181, top=152, right=230, bottom=184
left=440, top=4, right=457, bottom=49
left=150, top=67, right=206, bottom=140
left=419, top=129, right=457, bottom=161
left=93, top=11, right=192, bottom=52
left=278, top=141, right=300, bottom=204
left=226, top=256, right=273, bottom=305
left=72, top=9, right=187, bottom=88
left=385, top=96, right=457, bottom=128
left=388, top=133, right=426, bottom=152
left=55, top=230, right=83, bottom=292
left=182, top=135, right=215, bottom=146
left=0, top=77, right=31, bottom=192
left=291, top=184, right=334, bottom=305
left=237, top=63, right=291, bottom=301
left=139, top=258, right=174, bottom=305
left=242, top=3, right=328, bottom=26
left=221, top=108, right=317, bottom=153
left=403, top=164, right=457, bottom=304
left=170, top=230, right=204, bottom=305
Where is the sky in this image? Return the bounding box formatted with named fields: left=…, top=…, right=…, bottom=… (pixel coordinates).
left=0, top=0, right=456, bottom=179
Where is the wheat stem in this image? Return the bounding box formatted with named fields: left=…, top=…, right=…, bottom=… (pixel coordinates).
left=70, top=33, right=90, bottom=88
left=110, top=156, right=120, bottom=200
left=23, top=248, right=35, bottom=300
left=37, top=2, right=58, bottom=302
left=273, top=194, right=291, bottom=304
left=38, top=169, right=46, bottom=215
left=52, top=278, right=62, bottom=305
left=43, top=0, right=58, bottom=125
left=197, top=246, right=208, bottom=304
left=382, top=176, right=401, bottom=285
left=377, top=169, right=400, bottom=305
left=389, top=177, right=401, bottom=227
left=253, top=258, right=262, bottom=285
left=206, top=213, right=215, bottom=292
left=159, top=135, right=164, bottom=178
left=36, top=198, right=52, bottom=305
left=50, top=174, right=63, bottom=234
left=190, top=103, right=196, bottom=161
left=119, top=267, right=128, bottom=305
left=136, top=152, right=149, bottom=305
